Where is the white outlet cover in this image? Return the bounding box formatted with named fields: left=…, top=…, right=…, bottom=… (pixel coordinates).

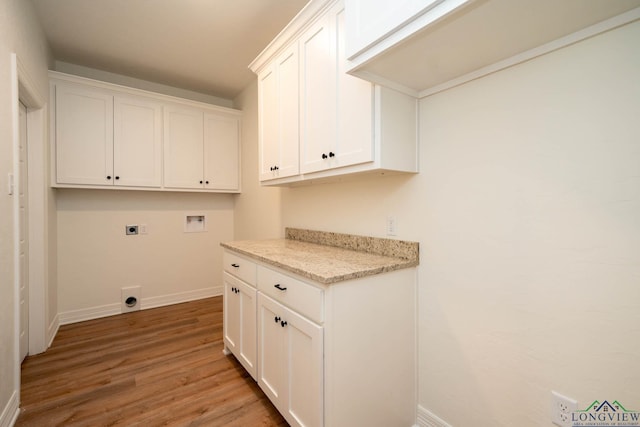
left=551, top=391, right=578, bottom=427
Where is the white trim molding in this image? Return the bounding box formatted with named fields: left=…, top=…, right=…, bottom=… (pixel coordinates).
left=0, top=390, right=19, bottom=427
left=58, top=287, right=222, bottom=326
left=418, top=7, right=640, bottom=99
left=417, top=405, right=452, bottom=427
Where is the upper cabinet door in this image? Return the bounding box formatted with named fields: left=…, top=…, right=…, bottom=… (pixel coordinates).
left=258, top=45, right=300, bottom=182
left=345, top=0, right=442, bottom=59
left=258, top=65, right=280, bottom=181
left=55, top=83, right=114, bottom=185
left=276, top=46, right=301, bottom=180
left=299, top=13, right=337, bottom=174
left=113, top=95, right=162, bottom=188
left=335, top=5, right=374, bottom=168
left=163, top=105, right=204, bottom=189
left=204, top=112, right=240, bottom=191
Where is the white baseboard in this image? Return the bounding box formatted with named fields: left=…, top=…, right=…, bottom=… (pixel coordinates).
left=58, top=302, right=121, bottom=325
left=0, top=390, right=19, bottom=427
left=47, top=313, right=59, bottom=348
left=142, top=286, right=222, bottom=311
left=417, top=405, right=452, bottom=427
left=58, top=287, right=222, bottom=326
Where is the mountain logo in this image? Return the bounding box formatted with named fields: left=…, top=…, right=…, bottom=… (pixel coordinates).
left=571, top=399, right=639, bottom=426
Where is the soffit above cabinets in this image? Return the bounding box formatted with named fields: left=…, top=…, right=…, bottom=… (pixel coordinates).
left=346, top=0, right=640, bottom=98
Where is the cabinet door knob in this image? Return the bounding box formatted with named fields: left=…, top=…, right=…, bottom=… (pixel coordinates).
left=205, top=180, right=209, bottom=184
left=231, top=287, right=236, bottom=293
left=274, top=284, right=287, bottom=291
left=274, top=316, right=281, bottom=323
left=115, top=176, right=120, bottom=180
left=231, top=263, right=239, bottom=268
left=106, top=176, right=112, bottom=180
left=321, top=153, right=328, bottom=159
left=199, top=180, right=203, bottom=184
left=329, top=152, right=335, bottom=157
left=236, top=288, right=240, bottom=294
left=274, top=166, right=279, bottom=170
left=280, top=320, right=287, bottom=327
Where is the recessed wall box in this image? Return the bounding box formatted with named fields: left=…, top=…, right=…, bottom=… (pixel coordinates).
left=121, top=286, right=141, bottom=313
left=185, top=214, right=206, bottom=233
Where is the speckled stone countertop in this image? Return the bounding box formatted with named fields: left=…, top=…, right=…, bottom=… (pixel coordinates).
left=220, top=228, right=419, bottom=284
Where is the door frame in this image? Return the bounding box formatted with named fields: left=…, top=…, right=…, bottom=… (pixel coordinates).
left=11, top=53, right=49, bottom=397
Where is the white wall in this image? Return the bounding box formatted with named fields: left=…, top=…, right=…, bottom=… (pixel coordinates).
left=270, top=21, right=640, bottom=426
left=56, top=190, right=234, bottom=319
left=0, top=0, right=51, bottom=423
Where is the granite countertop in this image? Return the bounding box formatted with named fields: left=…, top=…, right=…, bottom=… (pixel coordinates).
left=220, top=228, right=419, bottom=284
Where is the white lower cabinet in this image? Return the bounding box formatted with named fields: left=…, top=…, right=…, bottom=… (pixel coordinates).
left=223, top=272, right=257, bottom=379
left=258, top=293, right=323, bottom=427
left=223, top=248, right=417, bottom=426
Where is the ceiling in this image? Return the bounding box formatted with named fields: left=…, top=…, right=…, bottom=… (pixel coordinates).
left=30, top=0, right=310, bottom=99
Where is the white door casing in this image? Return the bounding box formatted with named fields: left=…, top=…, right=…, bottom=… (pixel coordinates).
left=18, top=101, right=29, bottom=362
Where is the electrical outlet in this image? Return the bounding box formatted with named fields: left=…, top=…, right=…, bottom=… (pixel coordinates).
left=386, top=216, right=397, bottom=236
left=551, top=391, right=577, bottom=426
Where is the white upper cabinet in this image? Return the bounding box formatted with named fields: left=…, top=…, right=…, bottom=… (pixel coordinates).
left=345, top=0, right=443, bottom=59
left=299, top=11, right=337, bottom=174
left=51, top=72, right=241, bottom=193
left=163, top=105, right=205, bottom=189
left=258, top=45, right=300, bottom=181
left=204, top=112, right=240, bottom=191
left=113, top=95, right=162, bottom=187
left=334, top=6, right=375, bottom=168
left=55, top=83, right=114, bottom=186
left=250, top=0, right=418, bottom=186
left=344, top=0, right=640, bottom=97
left=299, top=4, right=374, bottom=175
left=55, top=84, right=161, bottom=188
left=164, top=105, right=241, bottom=191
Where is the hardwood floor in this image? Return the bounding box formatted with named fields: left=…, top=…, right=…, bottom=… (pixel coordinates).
left=17, top=297, right=288, bottom=427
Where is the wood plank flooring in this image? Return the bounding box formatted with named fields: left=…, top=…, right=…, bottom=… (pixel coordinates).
left=17, top=297, right=288, bottom=427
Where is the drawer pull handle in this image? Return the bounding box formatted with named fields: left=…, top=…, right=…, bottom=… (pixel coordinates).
left=274, top=284, right=287, bottom=291
left=274, top=316, right=281, bottom=323
left=231, top=287, right=235, bottom=293
left=231, top=263, right=240, bottom=268
left=280, top=320, right=288, bottom=327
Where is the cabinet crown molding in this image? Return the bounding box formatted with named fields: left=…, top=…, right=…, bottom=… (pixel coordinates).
left=248, top=0, right=337, bottom=75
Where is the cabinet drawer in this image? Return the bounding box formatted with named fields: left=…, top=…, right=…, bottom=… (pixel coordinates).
left=223, top=251, right=257, bottom=286
left=258, top=266, right=324, bottom=324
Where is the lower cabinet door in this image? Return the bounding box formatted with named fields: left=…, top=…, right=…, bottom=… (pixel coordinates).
left=223, top=273, right=257, bottom=379
left=257, top=293, right=323, bottom=427
left=284, top=303, right=324, bottom=427
left=257, top=293, right=287, bottom=407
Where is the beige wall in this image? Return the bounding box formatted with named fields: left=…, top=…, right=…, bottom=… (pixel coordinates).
left=232, top=80, right=284, bottom=240
left=53, top=66, right=242, bottom=321
left=0, top=0, right=52, bottom=421
left=273, top=21, right=640, bottom=426
left=56, top=190, right=234, bottom=317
